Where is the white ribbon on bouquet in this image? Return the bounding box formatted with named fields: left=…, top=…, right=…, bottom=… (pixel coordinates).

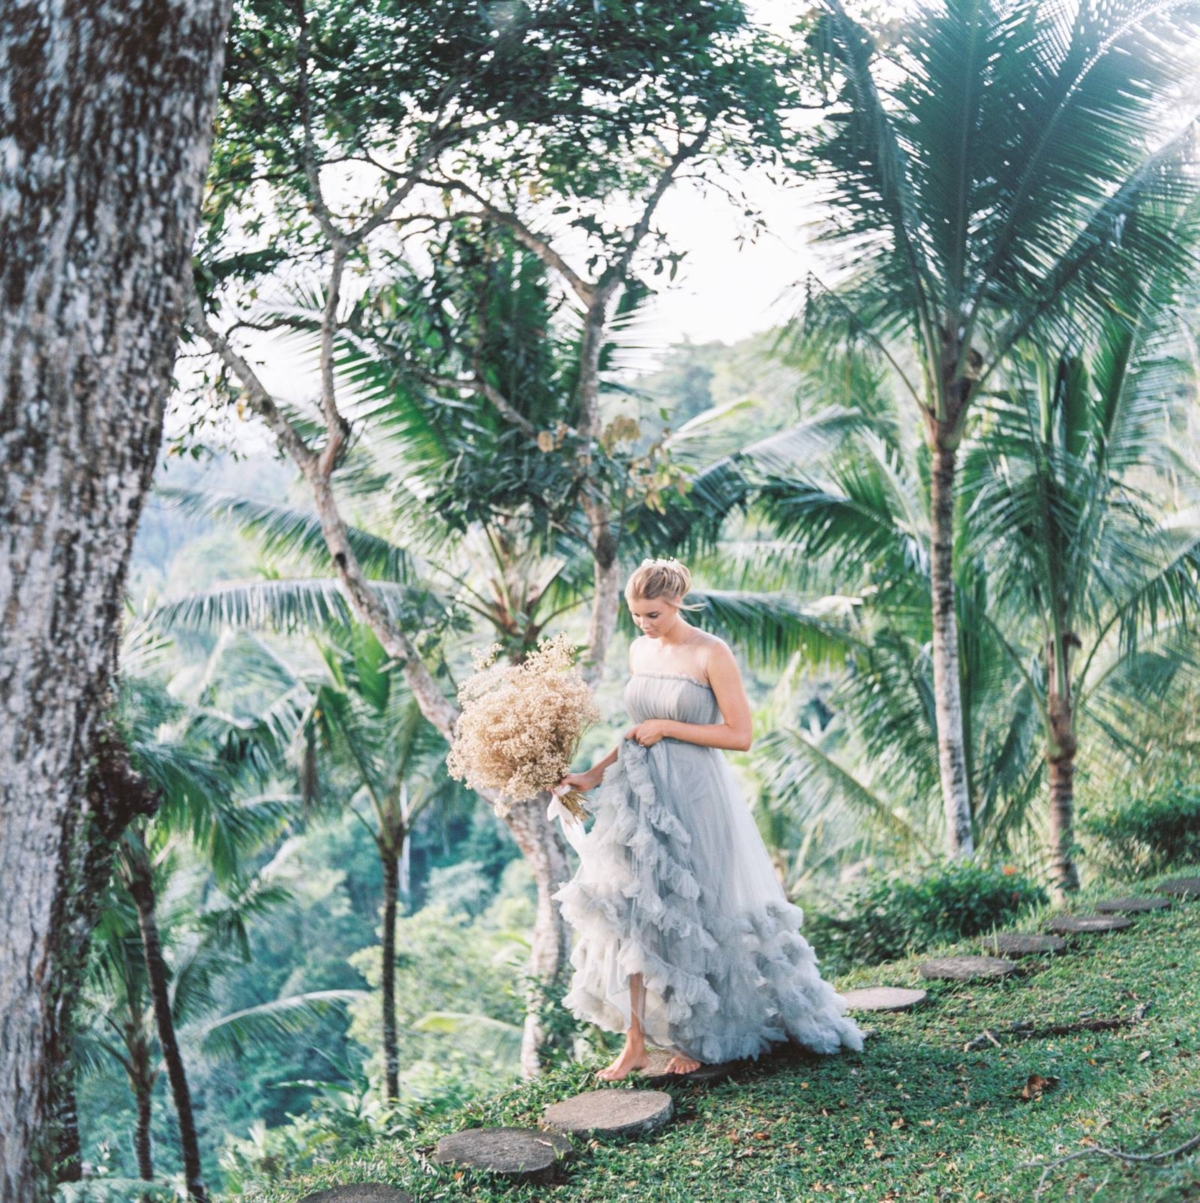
left=546, top=784, right=591, bottom=855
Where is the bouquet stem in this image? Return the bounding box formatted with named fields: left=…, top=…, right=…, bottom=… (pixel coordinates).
left=557, top=789, right=591, bottom=822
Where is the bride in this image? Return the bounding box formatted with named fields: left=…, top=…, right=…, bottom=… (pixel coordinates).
left=551, top=557, right=865, bottom=1081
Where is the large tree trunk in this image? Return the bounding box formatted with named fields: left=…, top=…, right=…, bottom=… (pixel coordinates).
left=124, top=841, right=208, bottom=1203
left=928, top=441, right=975, bottom=858
left=0, top=4, right=232, bottom=1197
left=504, top=795, right=574, bottom=1078
left=380, top=849, right=401, bottom=1104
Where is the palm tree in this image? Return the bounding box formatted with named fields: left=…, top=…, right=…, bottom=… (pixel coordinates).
left=962, top=298, right=1200, bottom=894
left=748, top=417, right=1044, bottom=866
left=78, top=846, right=362, bottom=1193
left=78, top=880, right=159, bottom=1186
left=98, top=631, right=295, bottom=1200
left=792, top=0, right=1200, bottom=856
left=182, top=622, right=463, bottom=1103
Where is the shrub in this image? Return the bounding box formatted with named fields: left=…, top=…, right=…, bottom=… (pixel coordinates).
left=799, top=856, right=1048, bottom=975
left=1079, top=778, right=1200, bottom=877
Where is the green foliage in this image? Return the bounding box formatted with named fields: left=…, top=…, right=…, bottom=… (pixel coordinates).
left=796, top=0, right=1200, bottom=404
left=799, top=856, right=1048, bottom=975
left=1080, top=780, right=1200, bottom=878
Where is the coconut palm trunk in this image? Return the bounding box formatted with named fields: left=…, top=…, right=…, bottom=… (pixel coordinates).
left=131, top=1060, right=155, bottom=1183
left=121, top=841, right=208, bottom=1203
left=928, top=438, right=975, bottom=857
left=380, top=844, right=402, bottom=1104
left=1046, top=633, right=1082, bottom=898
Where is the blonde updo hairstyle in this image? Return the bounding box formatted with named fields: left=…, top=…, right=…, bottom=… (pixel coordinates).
left=624, top=557, right=707, bottom=613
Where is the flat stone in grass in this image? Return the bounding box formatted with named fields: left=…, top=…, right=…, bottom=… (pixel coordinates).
left=1158, top=877, right=1200, bottom=898
left=918, top=955, right=1017, bottom=981
left=299, top=1187, right=413, bottom=1203
left=980, top=933, right=1067, bottom=958
left=541, top=1088, right=673, bottom=1136
left=432, top=1127, right=573, bottom=1183
left=1094, top=896, right=1171, bottom=913
left=839, top=986, right=928, bottom=1012
left=1047, top=914, right=1134, bottom=934
left=635, top=1048, right=736, bottom=1085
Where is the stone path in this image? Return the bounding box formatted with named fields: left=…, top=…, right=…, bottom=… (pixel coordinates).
left=298, top=1186, right=413, bottom=1203
left=431, top=1127, right=573, bottom=1183
left=1094, top=896, right=1170, bottom=913
left=1047, top=913, right=1134, bottom=933
left=981, top=932, right=1066, bottom=957
left=335, top=871, right=1200, bottom=1185
left=635, top=1046, right=737, bottom=1085
left=841, top=986, right=928, bottom=1011
left=541, top=1087, right=673, bottom=1136
left=919, top=954, right=1017, bottom=980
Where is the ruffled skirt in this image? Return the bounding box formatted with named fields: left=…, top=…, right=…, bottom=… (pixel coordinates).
left=549, top=736, right=865, bottom=1065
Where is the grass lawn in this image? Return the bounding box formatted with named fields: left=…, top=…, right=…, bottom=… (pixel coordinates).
left=241, top=865, right=1200, bottom=1203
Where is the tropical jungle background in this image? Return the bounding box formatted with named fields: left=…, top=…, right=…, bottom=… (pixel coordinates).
left=43, top=0, right=1200, bottom=1198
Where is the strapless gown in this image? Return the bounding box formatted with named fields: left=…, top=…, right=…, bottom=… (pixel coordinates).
left=548, top=671, right=865, bottom=1065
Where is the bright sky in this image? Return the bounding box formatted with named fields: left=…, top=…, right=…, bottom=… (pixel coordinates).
left=179, top=0, right=852, bottom=453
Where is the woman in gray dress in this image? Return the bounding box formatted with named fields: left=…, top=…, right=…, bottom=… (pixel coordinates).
left=552, top=557, right=865, bottom=1081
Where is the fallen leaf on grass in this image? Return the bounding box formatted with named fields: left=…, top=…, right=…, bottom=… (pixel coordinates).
left=1019, top=1073, right=1060, bottom=1100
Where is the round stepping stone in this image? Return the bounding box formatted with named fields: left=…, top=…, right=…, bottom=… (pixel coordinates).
left=840, top=986, right=928, bottom=1012
left=919, top=955, right=1016, bottom=981
left=432, top=1127, right=573, bottom=1182
left=541, top=1088, right=673, bottom=1137
left=299, top=1188, right=413, bottom=1203
left=1159, top=877, right=1200, bottom=898
left=980, top=933, right=1066, bottom=958
left=635, top=1047, right=735, bottom=1085
left=1047, top=914, right=1133, bottom=934
left=1095, top=896, right=1171, bottom=913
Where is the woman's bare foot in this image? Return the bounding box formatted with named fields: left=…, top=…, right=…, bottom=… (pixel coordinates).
left=664, top=1052, right=702, bottom=1074
left=596, top=1042, right=649, bottom=1081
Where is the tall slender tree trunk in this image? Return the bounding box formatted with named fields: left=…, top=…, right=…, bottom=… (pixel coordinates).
left=124, top=846, right=208, bottom=1203
left=50, top=1079, right=82, bottom=1185
left=504, top=794, right=575, bottom=1078
left=0, top=4, right=232, bottom=1200
left=928, top=441, right=975, bottom=857
left=380, top=848, right=401, bottom=1104
left=132, top=1075, right=154, bottom=1182
left=49, top=726, right=160, bottom=1186
left=1047, top=636, right=1081, bottom=899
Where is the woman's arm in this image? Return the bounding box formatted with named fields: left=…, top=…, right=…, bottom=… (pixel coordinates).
left=556, top=743, right=617, bottom=793
left=626, top=641, right=753, bottom=752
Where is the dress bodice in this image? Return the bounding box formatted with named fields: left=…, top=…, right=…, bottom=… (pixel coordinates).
left=624, top=671, right=722, bottom=726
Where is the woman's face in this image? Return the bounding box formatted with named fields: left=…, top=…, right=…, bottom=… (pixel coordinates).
left=627, top=594, right=680, bottom=639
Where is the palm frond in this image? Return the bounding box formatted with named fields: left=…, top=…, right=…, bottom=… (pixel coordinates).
left=686, top=587, right=858, bottom=672
left=410, top=1010, right=522, bottom=1065
left=157, top=488, right=414, bottom=581
left=195, top=990, right=369, bottom=1060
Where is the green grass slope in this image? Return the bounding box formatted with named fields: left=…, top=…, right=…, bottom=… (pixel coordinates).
left=243, top=867, right=1200, bottom=1203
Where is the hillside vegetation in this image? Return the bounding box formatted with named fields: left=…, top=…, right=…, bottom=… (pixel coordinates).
left=243, top=867, right=1200, bottom=1203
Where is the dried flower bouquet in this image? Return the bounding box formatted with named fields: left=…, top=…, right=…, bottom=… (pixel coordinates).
left=446, top=633, right=601, bottom=822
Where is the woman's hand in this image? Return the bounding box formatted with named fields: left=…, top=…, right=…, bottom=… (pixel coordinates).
left=624, top=720, right=672, bottom=747
left=555, top=766, right=604, bottom=794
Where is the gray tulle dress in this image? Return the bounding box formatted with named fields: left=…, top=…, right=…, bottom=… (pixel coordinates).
left=548, top=670, right=865, bottom=1066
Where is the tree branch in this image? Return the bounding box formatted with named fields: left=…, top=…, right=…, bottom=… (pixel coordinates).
left=185, top=290, right=317, bottom=471
left=415, top=175, right=597, bottom=305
